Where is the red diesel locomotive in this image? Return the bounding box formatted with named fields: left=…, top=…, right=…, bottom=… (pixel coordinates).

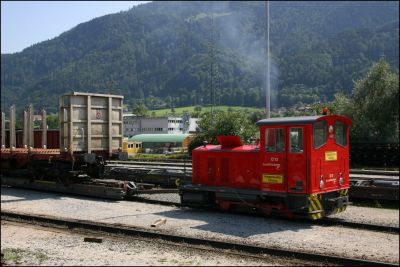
left=180, top=114, right=352, bottom=219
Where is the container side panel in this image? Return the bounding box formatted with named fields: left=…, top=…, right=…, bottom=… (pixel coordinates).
left=112, top=138, right=122, bottom=149
left=73, top=108, right=87, bottom=121
left=91, top=123, right=107, bottom=136
left=112, top=124, right=121, bottom=136
left=71, top=95, right=86, bottom=105
left=92, top=97, right=107, bottom=107
left=91, top=138, right=108, bottom=150
left=112, top=98, right=121, bottom=108
left=112, top=110, right=121, bottom=121
left=91, top=109, right=108, bottom=121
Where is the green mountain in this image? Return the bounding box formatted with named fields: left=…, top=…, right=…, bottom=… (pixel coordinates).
left=1, top=1, right=399, bottom=114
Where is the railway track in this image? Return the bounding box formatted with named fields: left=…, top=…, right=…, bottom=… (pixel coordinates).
left=106, top=161, right=400, bottom=181
left=107, top=160, right=399, bottom=178
left=106, top=161, right=399, bottom=201
left=126, top=195, right=399, bottom=234
left=1, top=210, right=397, bottom=267
left=107, top=160, right=399, bottom=173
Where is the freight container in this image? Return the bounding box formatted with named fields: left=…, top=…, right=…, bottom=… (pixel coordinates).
left=59, top=92, right=123, bottom=157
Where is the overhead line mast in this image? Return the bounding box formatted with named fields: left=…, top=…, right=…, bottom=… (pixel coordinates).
left=209, top=14, right=216, bottom=116
left=265, top=0, right=270, bottom=118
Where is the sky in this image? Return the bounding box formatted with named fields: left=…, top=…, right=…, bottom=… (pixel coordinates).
left=1, top=1, right=151, bottom=54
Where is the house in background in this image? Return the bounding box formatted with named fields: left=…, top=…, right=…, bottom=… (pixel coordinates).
left=123, top=114, right=199, bottom=137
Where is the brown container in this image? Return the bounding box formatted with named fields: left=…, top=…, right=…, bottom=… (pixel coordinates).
left=6, top=129, right=59, bottom=149
left=33, top=129, right=60, bottom=149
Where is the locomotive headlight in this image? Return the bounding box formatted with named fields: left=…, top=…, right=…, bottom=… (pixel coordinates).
left=319, top=179, right=324, bottom=189
left=339, top=176, right=344, bottom=185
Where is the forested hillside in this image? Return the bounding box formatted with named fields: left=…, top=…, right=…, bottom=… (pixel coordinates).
left=1, top=1, right=398, bottom=114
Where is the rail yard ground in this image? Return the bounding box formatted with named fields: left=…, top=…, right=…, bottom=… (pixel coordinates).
left=1, top=187, right=399, bottom=266
left=2, top=221, right=303, bottom=266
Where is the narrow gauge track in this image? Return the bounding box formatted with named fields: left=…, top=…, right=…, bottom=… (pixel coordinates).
left=125, top=195, right=400, bottom=234
left=107, top=160, right=399, bottom=175
left=106, top=162, right=399, bottom=201
left=1, top=211, right=397, bottom=267
left=105, top=163, right=400, bottom=181
left=106, top=160, right=399, bottom=178
left=1, top=220, right=306, bottom=266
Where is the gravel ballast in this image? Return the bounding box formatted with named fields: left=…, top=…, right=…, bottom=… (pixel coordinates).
left=1, top=187, right=399, bottom=264
left=3, top=221, right=302, bottom=266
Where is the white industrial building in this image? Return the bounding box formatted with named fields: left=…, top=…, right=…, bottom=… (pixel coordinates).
left=123, top=115, right=199, bottom=137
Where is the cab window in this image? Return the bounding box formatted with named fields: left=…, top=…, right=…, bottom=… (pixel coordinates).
left=334, top=121, right=347, bottom=147
left=313, top=121, right=327, bottom=149
left=290, top=128, right=303, bottom=153
left=265, top=128, right=285, bottom=152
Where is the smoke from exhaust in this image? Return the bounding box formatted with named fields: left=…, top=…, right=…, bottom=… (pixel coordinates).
left=205, top=1, right=280, bottom=110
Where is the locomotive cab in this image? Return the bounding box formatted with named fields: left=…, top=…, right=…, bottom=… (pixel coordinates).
left=257, top=115, right=352, bottom=219
left=180, top=114, right=352, bottom=220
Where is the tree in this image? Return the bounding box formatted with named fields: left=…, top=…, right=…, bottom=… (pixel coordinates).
left=331, top=58, right=399, bottom=143
left=350, top=58, right=399, bottom=142
left=47, top=114, right=59, bottom=129
left=132, top=103, right=148, bottom=117
left=188, top=110, right=258, bottom=154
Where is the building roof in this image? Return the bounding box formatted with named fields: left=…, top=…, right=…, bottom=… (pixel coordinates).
left=128, top=134, right=190, bottom=143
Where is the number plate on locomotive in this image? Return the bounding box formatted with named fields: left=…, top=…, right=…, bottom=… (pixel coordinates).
left=325, top=151, right=337, bottom=161
left=262, top=174, right=283, bottom=184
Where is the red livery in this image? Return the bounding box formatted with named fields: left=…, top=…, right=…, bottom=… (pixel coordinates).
left=180, top=115, right=352, bottom=220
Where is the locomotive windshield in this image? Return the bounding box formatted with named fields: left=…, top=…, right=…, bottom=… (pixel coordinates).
left=313, top=121, right=327, bottom=148
left=334, top=121, right=347, bottom=146
left=265, top=128, right=285, bottom=152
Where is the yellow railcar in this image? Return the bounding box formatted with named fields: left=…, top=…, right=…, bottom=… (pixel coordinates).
left=122, top=140, right=142, bottom=156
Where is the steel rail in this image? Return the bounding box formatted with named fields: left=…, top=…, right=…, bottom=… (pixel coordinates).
left=107, top=164, right=399, bottom=181
left=107, top=161, right=398, bottom=177
left=125, top=196, right=400, bottom=234
left=108, top=161, right=398, bottom=174
left=350, top=169, right=399, bottom=176
left=2, top=218, right=301, bottom=265
left=1, top=211, right=397, bottom=267
left=350, top=176, right=399, bottom=181
left=107, top=160, right=192, bottom=166
left=317, top=218, right=400, bottom=233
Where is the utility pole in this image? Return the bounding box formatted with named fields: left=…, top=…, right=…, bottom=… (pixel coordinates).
left=265, top=0, right=271, bottom=118
left=208, top=14, right=216, bottom=116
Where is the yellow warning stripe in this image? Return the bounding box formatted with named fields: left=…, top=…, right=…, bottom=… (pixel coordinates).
left=308, top=190, right=349, bottom=218
left=314, top=196, right=323, bottom=210
left=339, top=189, right=348, bottom=196
left=308, top=194, right=323, bottom=219
left=334, top=190, right=348, bottom=214
left=336, top=203, right=347, bottom=214
left=309, top=198, right=319, bottom=211
left=308, top=205, right=318, bottom=220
